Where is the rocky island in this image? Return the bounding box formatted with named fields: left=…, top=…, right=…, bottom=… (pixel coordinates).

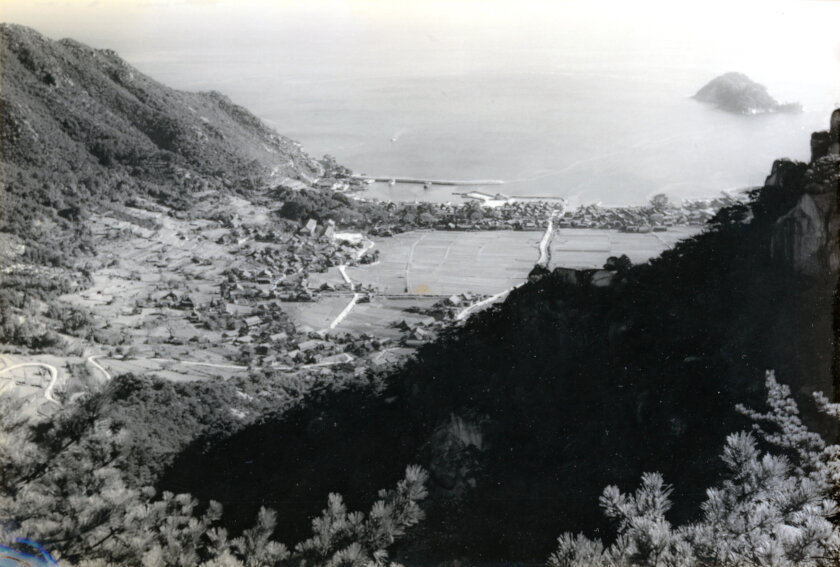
left=694, top=72, right=802, bottom=115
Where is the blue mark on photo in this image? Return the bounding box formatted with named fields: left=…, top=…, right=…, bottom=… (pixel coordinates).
left=0, top=538, right=58, bottom=566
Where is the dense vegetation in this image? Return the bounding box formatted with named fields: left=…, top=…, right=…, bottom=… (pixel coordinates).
left=0, top=388, right=428, bottom=566
left=3, top=368, right=839, bottom=566
left=0, top=23, right=319, bottom=267
left=550, top=372, right=840, bottom=567
left=273, top=186, right=488, bottom=230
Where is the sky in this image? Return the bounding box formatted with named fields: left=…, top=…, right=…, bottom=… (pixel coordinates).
left=2, top=0, right=839, bottom=90
left=2, top=0, right=838, bottom=204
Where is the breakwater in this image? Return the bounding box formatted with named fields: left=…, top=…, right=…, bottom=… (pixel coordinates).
left=361, top=176, right=505, bottom=186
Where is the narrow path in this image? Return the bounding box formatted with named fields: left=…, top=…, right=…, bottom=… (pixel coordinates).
left=338, top=265, right=354, bottom=289
left=456, top=207, right=562, bottom=322
left=651, top=231, right=672, bottom=249
left=0, top=362, right=60, bottom=403
left=455, top=287, right=517, bottom=322
left=537, top=216, right=555, bottom=267
left=329, top=293, right=362, bottom=330
left=324, top=235, right=375, bottom=331
left=404, top=232, right=429, bottom=293
left=87, top=355, right=111, bottom=381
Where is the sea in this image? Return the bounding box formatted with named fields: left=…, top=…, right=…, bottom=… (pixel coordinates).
left=124, top=44, right=837, bottom=207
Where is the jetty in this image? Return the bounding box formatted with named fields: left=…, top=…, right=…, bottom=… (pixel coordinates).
left=355, top=176, right=505, bottom=187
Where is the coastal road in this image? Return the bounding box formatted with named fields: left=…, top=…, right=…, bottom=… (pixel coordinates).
left=0, top=361, right=60, bottom=403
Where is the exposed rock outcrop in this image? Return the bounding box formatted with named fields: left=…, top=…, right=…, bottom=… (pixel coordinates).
left=771, top=111, right=840, bottom=277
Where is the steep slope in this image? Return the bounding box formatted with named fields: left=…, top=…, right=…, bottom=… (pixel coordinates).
left=161, top=113, right=839, bottom=561
left=0, top=23, right=319, bottom=264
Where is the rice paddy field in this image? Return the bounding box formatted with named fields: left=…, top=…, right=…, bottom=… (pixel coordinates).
left=283, top=296, right=358, bottom=332
left=347, top=230, right=544, bottom=296
left=548, top=226, right=702, bottom=269
left=333, top=296, right=441, bottom=339
left=345, top=227, right=702, bottom=297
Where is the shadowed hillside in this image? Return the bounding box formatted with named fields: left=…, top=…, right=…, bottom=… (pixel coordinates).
left=161, top=113, right=839, bottom=562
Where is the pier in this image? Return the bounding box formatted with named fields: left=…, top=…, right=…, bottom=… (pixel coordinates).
left=357, top=176, right=505, bottom=187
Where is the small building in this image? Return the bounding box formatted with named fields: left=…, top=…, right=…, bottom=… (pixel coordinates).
left=244, top=315, right=262, bottom=328
left=298, top=339, right=324, bottom=352
left=278, top=178, right=308, bottom=192
left=590, top=270, right=616, bottom=288
left=304, top=219, right=318, bottom=236
left=445, top=294, right=462, bottom=307
left=316, top=352, right=354, bottom=365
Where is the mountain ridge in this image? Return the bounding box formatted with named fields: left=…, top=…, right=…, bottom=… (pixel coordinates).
left=0, top=22, right=320, bottom=264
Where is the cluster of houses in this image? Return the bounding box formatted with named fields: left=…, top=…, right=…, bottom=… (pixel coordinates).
left=559, top=194, right=742, bottom=232
left=219, top=268, right=317, bottom=303
left=275, top=165, right=370, bottom=196
left=393, top=316, right=442, bottom=347
left=230, top=320, right=395, bottom=369
left=364, top=200, right=561, bottom=235
left=405, top=292, right=489, bottom=321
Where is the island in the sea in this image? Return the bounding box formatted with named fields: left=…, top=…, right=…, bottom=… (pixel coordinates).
left=693, top=72, right=802, bottom=115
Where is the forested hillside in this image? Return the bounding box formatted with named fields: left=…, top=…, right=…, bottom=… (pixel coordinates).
left=0, top=23, right=319, bottom=266
left=162, top=113, right=840, bottom=561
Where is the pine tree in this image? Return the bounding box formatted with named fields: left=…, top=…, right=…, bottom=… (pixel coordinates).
left=548, top=371, right=840, bottom=567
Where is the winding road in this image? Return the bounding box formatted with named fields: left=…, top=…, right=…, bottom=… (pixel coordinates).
left=87, top=355, right=111, bottom=381
left=0, top=361, right=60, bottom=403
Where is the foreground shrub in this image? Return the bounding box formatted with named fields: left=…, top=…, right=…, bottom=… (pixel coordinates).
left=549, top=371, right=840, bottom=567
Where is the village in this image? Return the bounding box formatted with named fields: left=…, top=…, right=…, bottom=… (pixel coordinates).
left=275, top=161, right=739, bottom=236
left=2, top=167, right=720, bottom=408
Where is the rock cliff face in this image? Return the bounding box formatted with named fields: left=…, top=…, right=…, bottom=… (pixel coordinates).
left=694, top=72, right=802, bottom=115
left=771, top=110, right=840, bottom=276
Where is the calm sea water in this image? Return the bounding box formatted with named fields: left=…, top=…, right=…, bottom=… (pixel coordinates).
left=129, top=49, right=835, bottom=206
